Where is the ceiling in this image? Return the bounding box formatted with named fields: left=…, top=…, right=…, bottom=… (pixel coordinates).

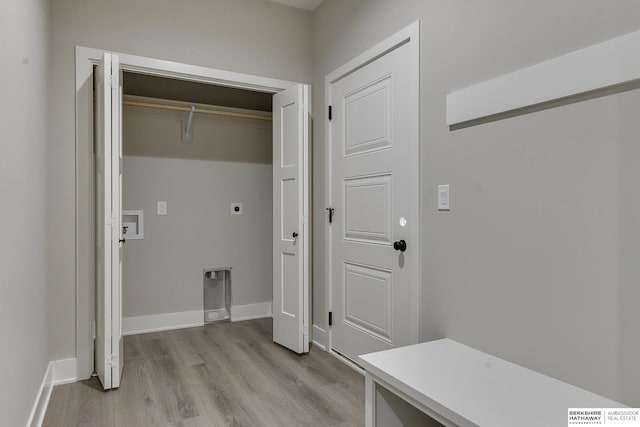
left=268, top=0, right=324, bottom=11
left=123, top=72, right=273, bottom=112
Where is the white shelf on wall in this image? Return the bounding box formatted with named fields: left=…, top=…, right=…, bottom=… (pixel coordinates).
left=446, top=29, right=640, bottom=126
left=123, top=210, right=144, bottom=240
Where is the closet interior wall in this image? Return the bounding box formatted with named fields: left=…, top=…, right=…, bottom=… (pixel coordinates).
left=121, top=88, right=274, bottom=323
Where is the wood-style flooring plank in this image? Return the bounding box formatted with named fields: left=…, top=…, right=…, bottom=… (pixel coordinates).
left=43, top=319, right=364, bottom=427
left=41, top=380, right=70, bottom=427
left=144, top=337, right=203, bottom=424
left=43, top=377, right=114, bottom=427
left=112, top=357, right=168, bottom=427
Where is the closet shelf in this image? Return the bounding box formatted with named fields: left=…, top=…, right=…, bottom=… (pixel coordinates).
left=123, top=99, right=272, bottom=121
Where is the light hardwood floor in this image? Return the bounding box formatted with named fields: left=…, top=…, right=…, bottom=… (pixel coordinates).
left=43, top=318, right=364, bottom=427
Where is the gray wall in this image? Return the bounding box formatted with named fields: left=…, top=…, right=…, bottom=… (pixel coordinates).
left=312, top=0, right=640, bottom=405
left=48, top=0, right=312, bottom=361
left=122, top=106, right=272, bottom=317
left=617, top=87, right=640, bottom=405
left=124, top=104, right=272, bottom=164
left=0, top=0, right=50, bottom=425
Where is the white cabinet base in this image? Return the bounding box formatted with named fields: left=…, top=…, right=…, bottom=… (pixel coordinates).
left=360, top=339, right=624, bottom=427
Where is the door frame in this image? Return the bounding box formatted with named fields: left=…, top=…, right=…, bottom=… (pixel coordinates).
left=324, top=21, right=421, bottom=360
left=75, top=46, right=308, bottom=379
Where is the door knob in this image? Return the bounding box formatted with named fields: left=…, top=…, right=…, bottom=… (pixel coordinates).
left=292, top=232, right=298, bottom=238
left=393, top=240, right=406, bottom=252
left=119, top=238, right=126, bottom=245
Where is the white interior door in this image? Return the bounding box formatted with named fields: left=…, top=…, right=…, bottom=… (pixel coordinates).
left=273, top=84, right=310, bottom=354
left=95, top=52, right=123, bottom=390
left=329, top=30, right=419, bottom=362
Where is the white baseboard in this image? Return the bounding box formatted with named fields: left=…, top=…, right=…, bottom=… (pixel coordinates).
left=329, top=350, right=365, bottom=375
left=312, top=324, right=327, bottom=351
left=231, top=302, right=272, bottom=322
left=27, top=358, right=78, bottom=427
left=26, top=364, right=52, bottom=427
left=123, top=303, right=273, bottom=335
left=123, top=310, right=204, bottom=336
left=51, top=358, right=78, bottom=385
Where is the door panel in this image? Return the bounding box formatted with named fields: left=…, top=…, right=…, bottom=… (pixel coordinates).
left=281, top=252, right=299, bottom=317
left=273, top=84, right=310, bottom=354
left=344, top=76, right=391, bottom=156
left=281, top=102, right=299, bottom=167
left=330, top=37, right=419, bottom=362
left=344, top=174, right=392, bottom=244
left=281, top=178, right=297, bottom=241
left=343, top=262, right=392, bottom=341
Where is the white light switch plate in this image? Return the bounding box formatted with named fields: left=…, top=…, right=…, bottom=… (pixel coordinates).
left=438, top=185, right=450, bottom=210
left=157, top=201, right=167, bottom=215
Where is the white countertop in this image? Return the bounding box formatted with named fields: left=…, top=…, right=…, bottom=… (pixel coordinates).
left=359, top=339, right=623, bottom=427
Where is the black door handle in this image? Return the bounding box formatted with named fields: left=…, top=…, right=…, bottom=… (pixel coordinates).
left=292, top=232, right=298, bottom=238
left=393, top=240, right=406, bottom=252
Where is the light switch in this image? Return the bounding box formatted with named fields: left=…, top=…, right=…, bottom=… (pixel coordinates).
left=157, top=201, right=167, bottom=215
left=438, top=185, right=450, bottom=211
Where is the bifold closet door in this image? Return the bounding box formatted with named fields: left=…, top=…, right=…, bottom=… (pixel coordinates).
left=272, top=84, right=310, bottom=354
left=95, top=52, right=124, bottom=390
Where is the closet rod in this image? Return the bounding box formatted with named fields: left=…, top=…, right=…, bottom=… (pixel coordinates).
left=123, top=99, right=272, bottom=121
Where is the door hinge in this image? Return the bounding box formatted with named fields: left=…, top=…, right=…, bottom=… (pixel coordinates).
left=107, top=354, right=118, bottom=368
left=328, top=105, right=332, bottom=121
left=328, top=311, right=333, bottom=327
left=326, top=207, right=334, bottom=224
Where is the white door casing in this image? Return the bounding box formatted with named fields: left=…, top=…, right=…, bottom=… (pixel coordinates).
left=327, top=22, right=420, bottom=362
left=95, top=52, right=123, bottom=390
left=273, top=84, right=310, bottom=354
